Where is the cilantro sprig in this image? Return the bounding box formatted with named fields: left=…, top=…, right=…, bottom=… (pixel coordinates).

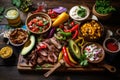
left=95, top=0, right=116, bottom=14
left=11, top=0, right=32, bottom=12
left=79, top=52, right=88, bottom=66
left=77, top=6, right=86, bottom=18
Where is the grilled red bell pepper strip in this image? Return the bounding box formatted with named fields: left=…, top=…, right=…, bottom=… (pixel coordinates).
left=64, top=24, right=79, bottom=39
left=72, top=30, right=79, bottom=39
left=64, top=24, right=79, bottom=32
left=62, top=46, right=75, bottom=67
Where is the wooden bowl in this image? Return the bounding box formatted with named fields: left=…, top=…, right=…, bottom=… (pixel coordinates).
left=26, top=12, right=52, bottom=34
left=81, top=42, right=105, bottom=63
left=79, top=19, right=104, bottom=42
left=92, top=4, right=111, bottom=20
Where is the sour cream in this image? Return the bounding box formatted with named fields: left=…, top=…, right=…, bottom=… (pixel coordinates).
left=69, top=5, right=90, bottom=21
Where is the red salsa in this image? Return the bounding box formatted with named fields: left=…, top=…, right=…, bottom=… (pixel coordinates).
left=106, top=42, right=118, bottom=51
left=28, top=16, right=49, bottom=33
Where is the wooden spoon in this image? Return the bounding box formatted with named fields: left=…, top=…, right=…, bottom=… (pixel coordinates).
left=102, top=63, right=116, bottom=72
left=44, top=59, right=64, bottom=77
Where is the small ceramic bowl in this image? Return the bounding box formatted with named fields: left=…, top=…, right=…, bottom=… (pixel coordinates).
left=0, top=46, right=13, bottom=59
left=9, top=28, right=29, bottom=46
left=92, top=4, right=111, bottom=20
left=26, top=12, right=52, bottom=34
left=81, top=42, right=105, bottom=63
left=79, top=19, right=104, bottom=42
left=103, top=37, right=120, bottom=54
left=69, top=5, right=90, bottom=21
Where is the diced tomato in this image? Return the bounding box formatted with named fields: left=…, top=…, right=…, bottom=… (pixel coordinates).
left=31, top=27, right=39, bottom=32
left=32, top=18, right=38, bottom=23
left=37, top=20, right=43, bottom=26
left=28, top=21, right=33, bottom=26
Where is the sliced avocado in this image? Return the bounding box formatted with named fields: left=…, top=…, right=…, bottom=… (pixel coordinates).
left=21, top=35, right=35, bottom=55
left=68, top=39, right=81, bottom=61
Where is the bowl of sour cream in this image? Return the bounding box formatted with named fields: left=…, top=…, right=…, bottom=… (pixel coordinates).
left=69, top=5, right=90, bottom=21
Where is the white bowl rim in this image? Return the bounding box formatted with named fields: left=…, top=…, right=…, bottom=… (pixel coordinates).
left=69, top=5, right=90, bottom=21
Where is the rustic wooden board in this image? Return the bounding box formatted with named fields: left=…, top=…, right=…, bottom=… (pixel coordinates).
left=17, top=55, right=105, bottom=72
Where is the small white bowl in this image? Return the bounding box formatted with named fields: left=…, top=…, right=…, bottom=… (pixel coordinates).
left=69, top=5, right=90, bottom=21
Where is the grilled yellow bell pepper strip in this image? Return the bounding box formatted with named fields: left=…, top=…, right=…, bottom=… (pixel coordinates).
left=58, top=51, right=63, bottom=61
left=58, top=48, right=77, bottom=64
left=75, top=36, right=85, bottom=47
left=52, top=12, right=69, bottom=27
left=66, top=48, right=78, bottom=64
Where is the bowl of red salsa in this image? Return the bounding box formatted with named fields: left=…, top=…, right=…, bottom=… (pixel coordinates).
left=26, top=12, right=52, bottom=34
left=103, top=38, right=120, bottom=54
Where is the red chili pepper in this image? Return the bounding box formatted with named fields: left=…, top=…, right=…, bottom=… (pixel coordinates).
left=64, top=24, right=79, bottom=32
left=62, top=46, right=75, bottom=67
left=72, top=30, right=78, bottom=39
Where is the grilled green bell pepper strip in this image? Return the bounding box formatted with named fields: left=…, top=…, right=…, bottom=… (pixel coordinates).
left=57, top=28, right=71, bottom=36
left=54, top=34, right=66, bottom=40
left=54, top=28, right=71, bottom=40
left=64, top=24, right=79, bottom=39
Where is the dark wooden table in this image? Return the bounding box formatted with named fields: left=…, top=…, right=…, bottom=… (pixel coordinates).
left=0, top=0, right=120, bottom=80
